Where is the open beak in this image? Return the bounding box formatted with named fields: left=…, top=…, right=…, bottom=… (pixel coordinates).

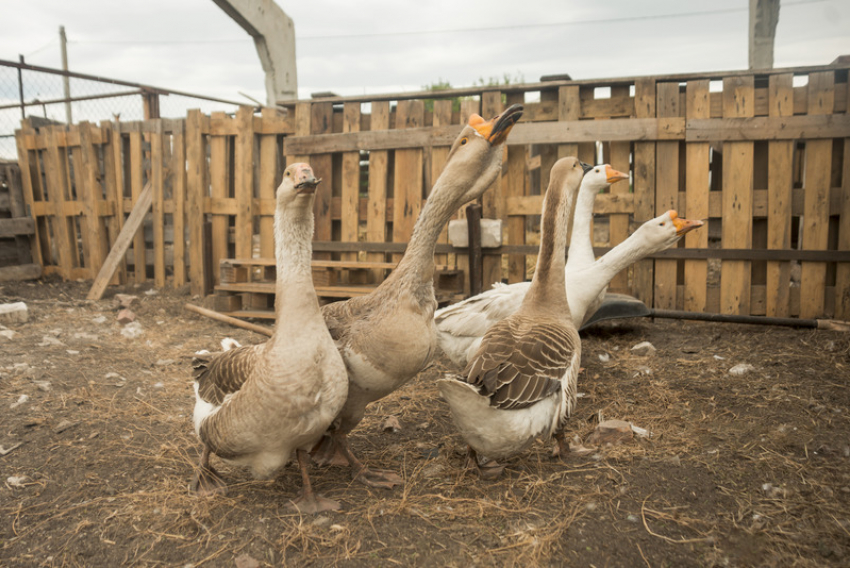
left=669, top=210, right=704, bottom=236
left=470, top=104, right=524, bottom=146
left=294, top=165, right=321, bottom=195
left=605, top=165, right=629, bottom=184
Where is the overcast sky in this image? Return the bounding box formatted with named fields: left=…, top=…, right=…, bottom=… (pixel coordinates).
left=1, top=0, right=848, bottom=107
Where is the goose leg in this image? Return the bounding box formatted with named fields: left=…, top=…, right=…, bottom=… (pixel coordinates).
left=310, top=433, right=352, bottom=467
left=189, top=445, right=227, bottom=496
left=287, top=450, right=342, bottom=514
left=552, top=430, right=571, bottom=459
left=465, top=446, right=504, bottom=480
left=332, top=431, right=403, bottom=489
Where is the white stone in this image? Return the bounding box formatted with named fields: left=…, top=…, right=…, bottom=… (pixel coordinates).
left=0, top=329, right=16, bottom=340
left=729, top=363, right=755, bottom=377
left=6, top=475, right=28, bottom=488
left=10, top=394, right=29, bottom=409
left=0, top=302, right=28, bottom=325
left=121, top=322, right=144, bottom=339
left=598, top=352, right=610, bottom=363
left=447, top=218, right=503, bottom=248
left=631, top=341, right=657, bottom=356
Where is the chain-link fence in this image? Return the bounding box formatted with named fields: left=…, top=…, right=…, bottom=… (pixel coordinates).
left=0, top=59, right=243, bottom=160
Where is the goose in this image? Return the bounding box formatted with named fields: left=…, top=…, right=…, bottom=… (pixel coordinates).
left=437, top=157, right=588, bottom=478
left=311, top=104, right=524, bottom=488
left=189, top=163, right=349, bottom=514
left=434, top=163, right=703, bottom=367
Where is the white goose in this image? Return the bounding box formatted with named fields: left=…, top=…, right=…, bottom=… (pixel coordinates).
left=437, top=157, right=587, bottom=478
left=190, top=163, right=349, bottom=514
left=311, top=105, right=524, bottom=488
left=435, top=164, right=703, bottom=368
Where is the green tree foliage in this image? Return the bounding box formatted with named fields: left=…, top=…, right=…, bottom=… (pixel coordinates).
left=422, top=73, right=524, bottom=112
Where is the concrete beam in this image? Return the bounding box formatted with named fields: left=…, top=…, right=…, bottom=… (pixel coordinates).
left=749, top=0, right=780, bottom=69
left=212, top=0, right=298, bottom=104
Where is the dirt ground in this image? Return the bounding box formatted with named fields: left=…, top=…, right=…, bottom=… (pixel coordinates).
left=1, top=278, right=849, bottom=567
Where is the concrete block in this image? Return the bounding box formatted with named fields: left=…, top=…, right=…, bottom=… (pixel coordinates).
left=0, top=302, right=28, bottom=325
left=448, top=219, right=502, bottom=248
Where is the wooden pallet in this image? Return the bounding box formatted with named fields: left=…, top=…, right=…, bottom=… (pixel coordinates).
left=214, top=257, right=464, bottom=319
left=0, top=163, right=41, bottom=282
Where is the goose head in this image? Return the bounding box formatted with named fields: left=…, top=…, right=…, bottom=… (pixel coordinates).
left=581, top=164, right=629, bottom=194
left=634, top=210, right=704, bottom=250
left=277, top=163, right=321, bottom=211
left=438, top=104, right=523, bottom=207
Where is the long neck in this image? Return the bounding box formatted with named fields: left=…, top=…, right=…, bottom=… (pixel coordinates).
left=566, top=182, right=598, bottom=273
left=523, top=180, right=571, bottom=316
left=271, top=200, right=320, bottom=339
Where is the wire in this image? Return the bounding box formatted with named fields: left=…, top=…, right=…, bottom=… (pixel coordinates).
left=67, top=0, right=832, bottom=45
left=25, top=38, right=57, bottom=58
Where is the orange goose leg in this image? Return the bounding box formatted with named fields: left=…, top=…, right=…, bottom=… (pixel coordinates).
left=287, top=450, right=342, bottom=514
left=189, top=444, right=227, bottom=496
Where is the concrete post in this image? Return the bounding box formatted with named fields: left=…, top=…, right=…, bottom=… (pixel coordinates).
left=211, top=0, right=298, bottom=105
left=749, top=0, right=780, bottom=69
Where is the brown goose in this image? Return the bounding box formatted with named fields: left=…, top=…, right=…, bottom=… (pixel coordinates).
left=190, top=163, right=349, bottom=514
left=312, top=105, right=524, bottom=488
left=437, top=157, right=588, bottom=478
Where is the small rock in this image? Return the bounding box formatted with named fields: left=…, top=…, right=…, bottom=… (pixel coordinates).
left=10, top=394, right=29, bottom=409
left=312, top=516, right=331, bottom=527
left=155, top=359, right=175, bottom=366
left=54, top=420, right=76, bottom=434
left=382, top=416, right=402, bottom=433
left=153, top=382, right=164, bottom=389
left=0, top=302, right=28, bottom=325
left=66, top=350, right=80, bottom=355
left=121, top=322, right=144, bottom=339
left=117, top=309, right=136, bottom=325
left=6, top=475, right=28, bottom=488
left=38, top=335, right=64, bottom=347
left=626, top=514, right=639, bottom=523
left=115, top=294, right=138, bottom=308
left=598, top=352, right=610, bottom=363
left=92, top=315, right=107, bottom=324
left=729, top=363, right=755, bottom=377
left=0, top=329, right=16, bottom=340
left=234, top=553, right=260, bottom=568
left=586, top=419, right=634, bottom=446
left=416, top=422, right=430, bottom=430
left=422, top=462, right=447, bottom=478
left=34, top=381, right=51, bottom=392
left=144, top=288, right=159, bottom=296
left=631, top=341, right=656, bottom=356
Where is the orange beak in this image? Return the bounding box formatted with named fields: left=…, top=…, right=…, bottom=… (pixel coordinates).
left=293, top=163, right=321, bottom=194
left=469, top=104, right=523, bottom=145
left=668, top=210, right=704, bottom=236
left=605, top=165, right=629, bottom=184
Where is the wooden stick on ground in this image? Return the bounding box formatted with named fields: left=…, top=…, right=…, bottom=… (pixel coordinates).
left=184, top=303, right=273, bottom=337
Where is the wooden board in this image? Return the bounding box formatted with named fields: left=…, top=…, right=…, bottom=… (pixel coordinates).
left=720, top=76, right=755, bottom=315
left=633, top=78, right=656, bottom=305
left=341, top=102, right=361, bottom=264
left=259, top=108, right=280, bottom=259
left=800, top=71, right=835, bottom=318
left=151, top=120, right=166, bottom=287
left=234, top=106, right=254, bottom=260
left=392, top=100, right=424, bottom=264
left=481, top=91, right=503, bottom=288
left=766, top=74, right=794, bottom=317
left=44, top=126, right=74, bottom=278
left=186, top=109, right=206, bottom=295
left=209, top=111, right=230, bottom=283
left=366, top=101, right=390, bottom=274
left=506, top=92, right=527, bottom=284
left=684, top=80, right=710, bottom=312
left=310, top=102, right=334, bottom=262
left=171, top=122, right=187, bottom=287
left=654, top=81, right=681, bottom=310
left=836, top=136, right=850, bottom=319
left=431, top=99, right=454, bottom=271
left=87, top=182, right=152, bottom=300
left=128, top=127, right=146, bottom=283
left=14, top=124, right=45, bottom=267
left=98, top=120, right=121, bottom=285
left=608, top=84, right=633, bottom=293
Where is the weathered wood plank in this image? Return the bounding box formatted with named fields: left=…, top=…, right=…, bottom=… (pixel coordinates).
left=0, top=217, right=34, bottom=237
left=234, top=106, right=254, bottom=260
left=557, top=86, right=580, bottom=161
left=259, top=108, right=280, bottom=260
left=171, top=122, right=187, bottom=287
left=186, top=110, right=206, bottom=295
left=686, top=113, right=850, bottom=141
left=392, top=100, right=424, bottom=264
left=14, top=127, right=44, bottom=267
left=506, top=92, right=527, bottom=284
left=766, top=74, right=794, bottom=317
left=310, top=102, right=334, bottom=261
left=366, top=101, right=390, bottom=271
left=836, top=137, right=850, bottom=319
left=209, top=112, right=230, bottom=283
left=720, top=76, right=755, bottom=315
left=0, top=263, right=41, bottom=282
left=341, top=102, right=361, bottom=264
left=78, top=122, right=108, bottom=279
left=800, top=71, right=835, bottom=318
left=633, top=78, right=657, bottom=305
left=684, top=80, right=710, bottom=312
left=481, top=91, right=503, bottom=288
left=608, top=83, right=633, bottom=293
left=44, top=127, right=74, bottom=277
left=151, top=120, right=166, bottom=287
left=98, top=121, right=121, bottom=285
left=129, top=127, right=146, bottom=282
left=655, top=82, right=681, bottom=310
left=431, top=99, right=453, bottom=271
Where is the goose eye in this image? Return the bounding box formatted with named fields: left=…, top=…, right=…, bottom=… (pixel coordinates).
left=460, top=137, right=468, bottom=146
left=285, top=171, right=291, bottom=176
left=659, top=222, right=665, bottom=227
left=595, top=168, right=600, bottom=173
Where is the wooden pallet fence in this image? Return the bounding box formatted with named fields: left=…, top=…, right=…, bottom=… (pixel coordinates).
left=12, top=61, right=850, bottom=319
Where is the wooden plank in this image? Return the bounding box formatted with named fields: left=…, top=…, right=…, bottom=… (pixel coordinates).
left=0, top=263, right=41, bottom=282
left=44, top=126, right=74, bottom=278
left=171, top=122, right=187, bottom=287
left=557, top=86, right=580, bottom=161
left=431, top=99, right=454, bottom=271
left=310, top=102, right=334, bottom=261
left=655, top=82, right=681, bottom=310
left=1, top=164, right=32, bottom=264
left=0, top=217, right=34, bottom=237
left=684, top=80, right=711, bottom=312
left=481, top=91, right=503, bottom=287
left=392, top=100, right=424, bottom=263
left=765, top=74, right=795, bottom=317
left=234, top=106, right=255, bottom=260
left=686, top=114, right=850, bottom=141
left=800, top=71, right=835, bottom=318
left=720, top=76, right=755, bottom=315
left=258, top=108, right=279, bottom=260
left=14, top=128, right=43, bottom=266
left=836, top=137, right=850, bottom=319
left=77, top=122, right=108, bottom=278
left=456, top=100, right=480, bottom=295
left=151, top=120, right=166, bottom=287
left=110, top=120, right=129, bottom=283
left=608, top=84, right=633, bottom=293
left=128, top=127, right=146, bottom=282
left=341, top=102, right=361, bottom=264
left=506, top=92, right=527, bottom=284
left=186, top=110, right=206, bottom=295
left=98, top=121, right=121, bottom=285
left=633, top=78, right=656, bottom=305
left=209, top=111, right=230, bottom=283
left=87, top=183, right=153, bottom=300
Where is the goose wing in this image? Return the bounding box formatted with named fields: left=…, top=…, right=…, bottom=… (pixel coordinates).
left=464, top=316, right=577, bottom=410
left=193, top=344, right=263, bottom=405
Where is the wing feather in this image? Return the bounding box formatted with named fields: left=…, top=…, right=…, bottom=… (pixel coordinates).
left=193, top=344, right=262, bottom=405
